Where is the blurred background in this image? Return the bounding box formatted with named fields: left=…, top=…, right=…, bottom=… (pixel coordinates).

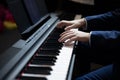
left=0, top=0, right=20, bottom=54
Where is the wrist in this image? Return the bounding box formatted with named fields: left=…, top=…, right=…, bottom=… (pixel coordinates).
left=80, top=18, right=87, bottom=29
left=86, top=32, right=90, bottom=41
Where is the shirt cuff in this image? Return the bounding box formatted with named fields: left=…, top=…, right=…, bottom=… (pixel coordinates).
left=83, top=18, right=88, bottom=30
left=89, top=31, right=92, bottom=46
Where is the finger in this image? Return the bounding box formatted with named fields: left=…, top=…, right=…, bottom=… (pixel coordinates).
left=64, top=38, right=73, bottom=45
left=56, top=20, right=71, bottom=28
left=60, top=32, right=74, bottom=40
left=65, top=24, right=76, bottom=30
left=58, top=35, right=74, bottom=42
left=58, top=33, right=75, bottom=42
left=67, top=36, right=77, bottom=42
left=60, top=30, right=73, bottom=36
left=63, top=36, right=76, bottom=45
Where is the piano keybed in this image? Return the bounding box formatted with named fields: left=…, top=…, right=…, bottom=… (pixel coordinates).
left=16, top=28, right=74, bottom=80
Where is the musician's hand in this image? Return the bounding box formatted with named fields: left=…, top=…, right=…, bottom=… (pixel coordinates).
left=58, top=29, right=90, bottom=44
left=56, top=18, right=86, bottom=30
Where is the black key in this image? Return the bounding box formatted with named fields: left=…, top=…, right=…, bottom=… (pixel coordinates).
left=39, top=48, right=59, bottom=51
left=31, top=59, right=55, bottom=65
left=24, top=67, right=52, bottom=75
left=37, top=51, right=59, bottom=56
left=37, top=50, right=60, bottom=55
left=42, top=43, right=63, bottom=48
left=41, top=45, right=61, bottom=50
left=17, top=76, right=47, bottom=80
left=33, top=56, right=57, bottom=62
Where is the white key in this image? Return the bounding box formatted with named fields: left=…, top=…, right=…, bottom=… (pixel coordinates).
left=46, top=42, right=74, bottom=80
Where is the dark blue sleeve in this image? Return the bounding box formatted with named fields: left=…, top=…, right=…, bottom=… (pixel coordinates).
left=85, top=9, right=120, bottom=31
left=90, top=30, right=120, bottom=48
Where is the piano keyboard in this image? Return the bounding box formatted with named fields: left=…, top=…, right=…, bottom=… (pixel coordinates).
left=16, top=28, right=74, bottom=80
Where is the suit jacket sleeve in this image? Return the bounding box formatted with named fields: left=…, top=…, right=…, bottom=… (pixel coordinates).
left=90, top=30, right=120, bottom=48
left=85, top=8, right=120, bottom=31
left=84, top=9, right=120, bottom=48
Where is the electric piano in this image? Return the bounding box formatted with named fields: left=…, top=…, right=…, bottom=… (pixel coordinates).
left=0, top=15, right=76, bottom=80
left=0, top=0, right=77, bottom=80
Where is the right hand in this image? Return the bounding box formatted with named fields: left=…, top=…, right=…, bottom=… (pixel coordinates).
left=56, top=18, right=86, bottom=30
left=58, top=29, right=90, bottom=44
